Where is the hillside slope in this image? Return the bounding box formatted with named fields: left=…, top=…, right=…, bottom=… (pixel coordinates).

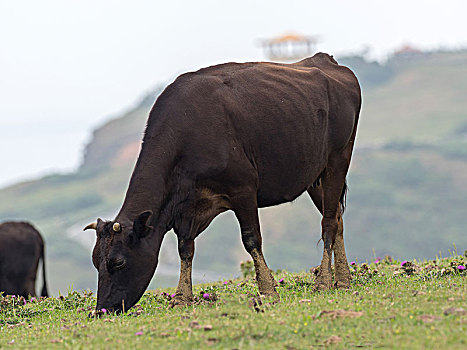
left=1, top=50, right=466, bottom=294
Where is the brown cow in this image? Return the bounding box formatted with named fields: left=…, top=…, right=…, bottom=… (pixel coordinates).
left=0, top=222, right=48, bottom=297
left=85, top=52, right=361, bottom=313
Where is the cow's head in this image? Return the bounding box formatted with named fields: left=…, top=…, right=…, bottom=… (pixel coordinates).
left=84, top=210, right=162, bottom=314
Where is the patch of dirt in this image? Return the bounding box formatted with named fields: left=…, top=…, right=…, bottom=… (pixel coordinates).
left=324, top=335, right=342, bottom=345
left=418, top=315, right=441, bottom=323
left=318, top=309, right=364, bottom=319
left=412, top=290, right=426, bottom=296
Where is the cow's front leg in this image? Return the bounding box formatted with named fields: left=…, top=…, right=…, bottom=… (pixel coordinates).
left=170, top=238, right=194, bottom=307
left=233, top=195, right=279, bottom=299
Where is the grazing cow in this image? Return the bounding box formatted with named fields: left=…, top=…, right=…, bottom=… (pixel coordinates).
left=0, top=222, right=48, bottom=297
left=85, top=52, right=361, bottom=313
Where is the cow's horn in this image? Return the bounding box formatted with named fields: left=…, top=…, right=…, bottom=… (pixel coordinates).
left=83, top=222, right=97, bottom=231
left=112, top=222, right=121, bottom=232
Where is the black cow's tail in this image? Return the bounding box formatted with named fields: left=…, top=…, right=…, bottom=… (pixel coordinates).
left=340, top=180, right=348, bottom=214
left=40, top=242, right=48, bottom=297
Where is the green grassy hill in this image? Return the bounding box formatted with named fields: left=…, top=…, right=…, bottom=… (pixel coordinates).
left=356, top=51, right=467, bottom=144
left=1, top=255, right=467, bottom=349
left=1, top=49, right=466, bottom=295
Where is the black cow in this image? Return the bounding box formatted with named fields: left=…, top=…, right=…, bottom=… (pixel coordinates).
left=85, top=52, right=361, bottom=313
left=0, top=222, right=48, bottom=297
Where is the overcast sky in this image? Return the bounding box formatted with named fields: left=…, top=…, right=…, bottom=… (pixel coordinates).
left=1, top=0, right=466, bottom=187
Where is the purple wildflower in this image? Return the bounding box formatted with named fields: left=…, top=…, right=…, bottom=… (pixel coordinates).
left=170, top=293, right=176, bottom=298
left=101, top=308, right=107, bottom=313
left=350, top=261, right=356, bottom=266
left=374, top=257, right=381, bottom=264
left=135, top=331, right=143, bottom=336
left=30, top=297, right=36, bottom=302
left=457, top=265, right=466, bottom=271
left=278, top=278, right=284, bottom=284
left=401, top=260, right=408, bottom=267
left=223, top=281, right=229, bottom=285
left=203, top=293, right=210, bottom=299
left=23, top=299, right=27, bottom=305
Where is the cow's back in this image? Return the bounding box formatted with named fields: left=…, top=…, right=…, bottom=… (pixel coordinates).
left=0, top=222, right=43, bottom=296
left=145, top=53, right=360, bottom=206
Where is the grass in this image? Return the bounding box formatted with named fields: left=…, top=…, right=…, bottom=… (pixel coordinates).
left=1, top=254, right=466, bottom=349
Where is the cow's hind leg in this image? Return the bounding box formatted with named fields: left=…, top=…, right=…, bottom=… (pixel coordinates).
left=233, top=193, right=279, bottom=299
left=314, top=157, right=350, bottom=291
left=308, top=187, right=351, bottom=289
left=333, top=214, right=351, bottom=289
left=170, top=238, right=195, bottom=307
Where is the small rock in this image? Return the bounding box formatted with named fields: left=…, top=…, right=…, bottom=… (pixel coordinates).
left=206, top=338, right=219, bottom=345
left=444, top=307, right=466, bottom=316
left=189, top=321, right=200, bottom=329
left=299, top=299, right=312, bottom=303
left=412, top=291, right=426, bottom=296
left=249, top=297, right=264, bottom=313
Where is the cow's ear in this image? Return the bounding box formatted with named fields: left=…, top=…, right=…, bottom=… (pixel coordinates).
left=133, top=210, right=153, bottom=238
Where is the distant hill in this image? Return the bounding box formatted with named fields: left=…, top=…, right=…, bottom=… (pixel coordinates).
left=1, top=49, right=466, bottom=295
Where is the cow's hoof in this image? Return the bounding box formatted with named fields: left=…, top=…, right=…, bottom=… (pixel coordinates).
left=334, top=280, right=350, bottom=289
left=313, top=283, right=331, bottom=292
left=259, top=290, right=280, bottom=303
left=313, top=276, right=332, bottom=291
left=169, top=297, right=193, bottom=308
left=88, top=310, right=105, bottom=318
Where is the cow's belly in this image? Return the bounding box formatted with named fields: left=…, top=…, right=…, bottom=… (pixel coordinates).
left=255, top=155, right=324, bottom=208
left=257, top=187, right=308, bottom=208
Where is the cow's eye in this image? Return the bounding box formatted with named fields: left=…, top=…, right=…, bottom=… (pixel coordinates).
left=114, top=259, right=126, bottom=270
left=107, top=258, right=126, bottom=271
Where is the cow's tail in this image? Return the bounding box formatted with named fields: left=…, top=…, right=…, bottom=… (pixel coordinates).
left=340, top=180, right=348, bottom=214
left=40, top=241, right=48, bottom=297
